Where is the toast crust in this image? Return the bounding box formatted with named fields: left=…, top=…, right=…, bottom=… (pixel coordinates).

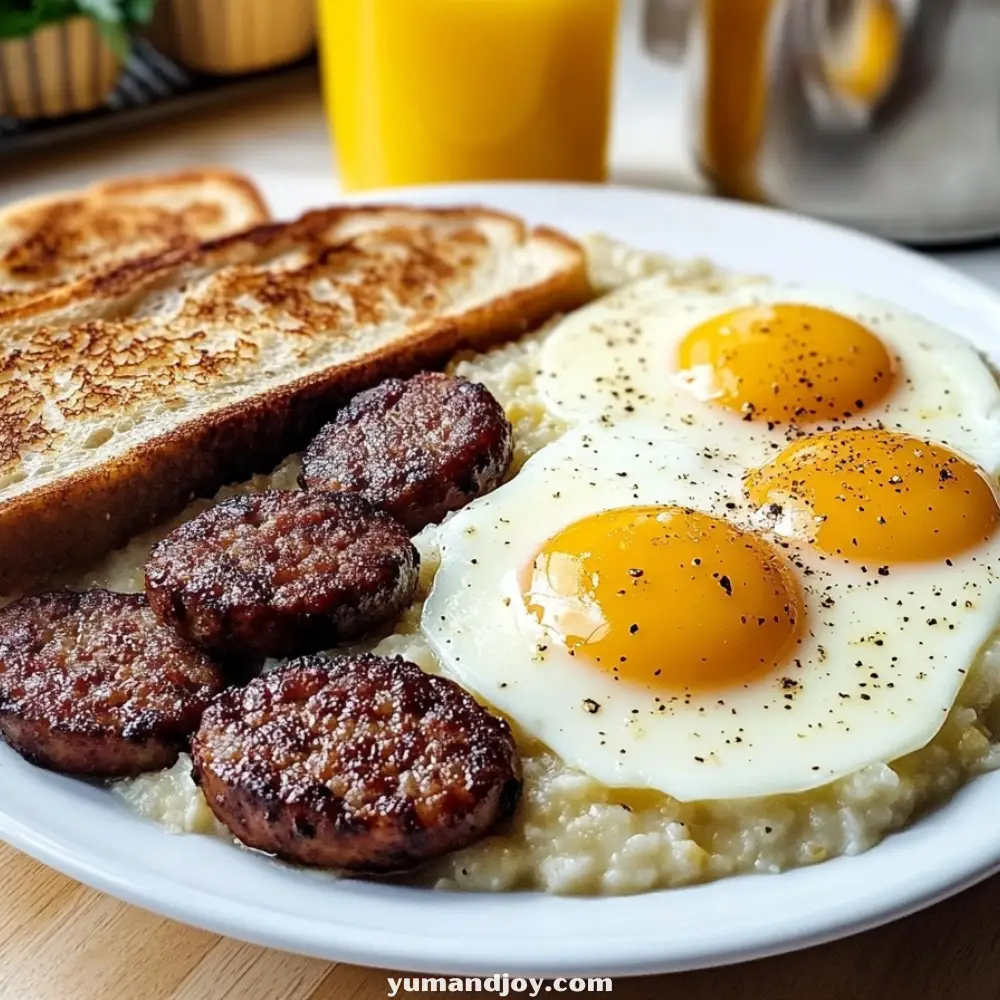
left=0, top=205, right=591, bottom=592
left=0, top=168, right=269, bottom=224
left=0, top=169, right=269, bottom=316
left=81, top=169, right=269, bottom=217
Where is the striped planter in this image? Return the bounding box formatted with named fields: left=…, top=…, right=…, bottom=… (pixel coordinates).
left=0, top=17, right=121, bottom=119
left=151, top=0, right=316, bottom=76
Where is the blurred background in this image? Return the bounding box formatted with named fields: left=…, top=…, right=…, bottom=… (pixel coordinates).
left=0, top=1, right=701, bottom=209
left=3, top=0, right=1000, bottom=251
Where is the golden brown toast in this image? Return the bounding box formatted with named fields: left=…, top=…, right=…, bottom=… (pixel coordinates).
left=0, top=169, right=269, bottom=314
left=0, top=204, right=591, bottom=591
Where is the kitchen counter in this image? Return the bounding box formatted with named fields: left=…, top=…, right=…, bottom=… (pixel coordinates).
left=3, top=838, right=1000, bottom=999
left=3, top=3, right=999, bottom=284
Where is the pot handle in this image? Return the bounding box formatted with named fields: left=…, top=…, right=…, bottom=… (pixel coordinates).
left=643, top=0, right=695, bottom=63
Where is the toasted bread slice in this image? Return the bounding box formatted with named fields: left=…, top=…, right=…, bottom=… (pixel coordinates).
left=0, top=169, right=269, bottom=314
left=0, top=204, right=590, bottom=591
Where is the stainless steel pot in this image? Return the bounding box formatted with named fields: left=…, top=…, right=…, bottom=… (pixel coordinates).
left=644, top=0, right=1000, bottom=244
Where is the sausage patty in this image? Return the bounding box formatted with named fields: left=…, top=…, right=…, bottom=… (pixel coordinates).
left=191, top=654, right=522, bottom=872
left=145, top=490, right=419, bottom=661
left=0, top=589, right=223, bottom=778
left=300, top=372, right=514, bottom=532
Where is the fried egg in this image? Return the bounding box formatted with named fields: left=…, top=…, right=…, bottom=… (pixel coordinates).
left=421, top=423, right=1000, bottom=801
left=536, top=280, right=1000, bottom=474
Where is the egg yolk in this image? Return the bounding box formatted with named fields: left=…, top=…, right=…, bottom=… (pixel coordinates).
left=676, top=303, right=896, bottom=423
left=522, top=506, right=802, bottom=692
left=745, top=428, right=1000, bottom=563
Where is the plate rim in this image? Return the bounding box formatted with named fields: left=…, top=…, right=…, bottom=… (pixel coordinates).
left=4, top=178, right=1000, bottom=978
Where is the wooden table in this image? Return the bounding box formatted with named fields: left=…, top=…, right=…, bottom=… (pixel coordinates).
left=1, top=841, right=998, bottom=1000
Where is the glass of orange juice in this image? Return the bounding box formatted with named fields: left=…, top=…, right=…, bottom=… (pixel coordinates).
left=318, top=0, right=620, bottom=191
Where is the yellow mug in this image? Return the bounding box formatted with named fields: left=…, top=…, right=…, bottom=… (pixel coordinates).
left=318, top=0, right=620, bottom=191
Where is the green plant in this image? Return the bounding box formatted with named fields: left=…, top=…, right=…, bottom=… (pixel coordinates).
left=0, top=0, right=156, bottom=56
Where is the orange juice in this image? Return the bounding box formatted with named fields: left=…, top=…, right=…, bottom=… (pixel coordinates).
left=700, top=0, right=774, bottom=202
left=318, top=0, right=619, bottom=191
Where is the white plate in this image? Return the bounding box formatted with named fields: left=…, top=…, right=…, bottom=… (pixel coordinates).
left=5, top=178, right=1000, bottom=978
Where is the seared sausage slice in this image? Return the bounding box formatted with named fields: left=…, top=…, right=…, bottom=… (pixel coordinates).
left=191, top=654, right=522, bottom=872
left=0, top=589, right=223, bottom=778
left=145, top=490, right=419, bottom=661
left=300, top=373, right=513, bottom=532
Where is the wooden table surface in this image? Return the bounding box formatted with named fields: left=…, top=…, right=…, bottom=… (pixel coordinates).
left=2, top=842, right=999, bottom=1000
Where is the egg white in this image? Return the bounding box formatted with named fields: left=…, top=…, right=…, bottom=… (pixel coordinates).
left=421, top=422, right=1000, bottom=801
left=536, top=280, right=1000, bottom=474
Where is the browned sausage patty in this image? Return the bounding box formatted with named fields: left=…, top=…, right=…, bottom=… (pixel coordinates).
left=145, top=490, right=419, bottom=661
left=0, top=589, right=223, bottom=778
left=299, top=372, right=513, bottom=532
left=191, top=654, right=522, bottom=872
